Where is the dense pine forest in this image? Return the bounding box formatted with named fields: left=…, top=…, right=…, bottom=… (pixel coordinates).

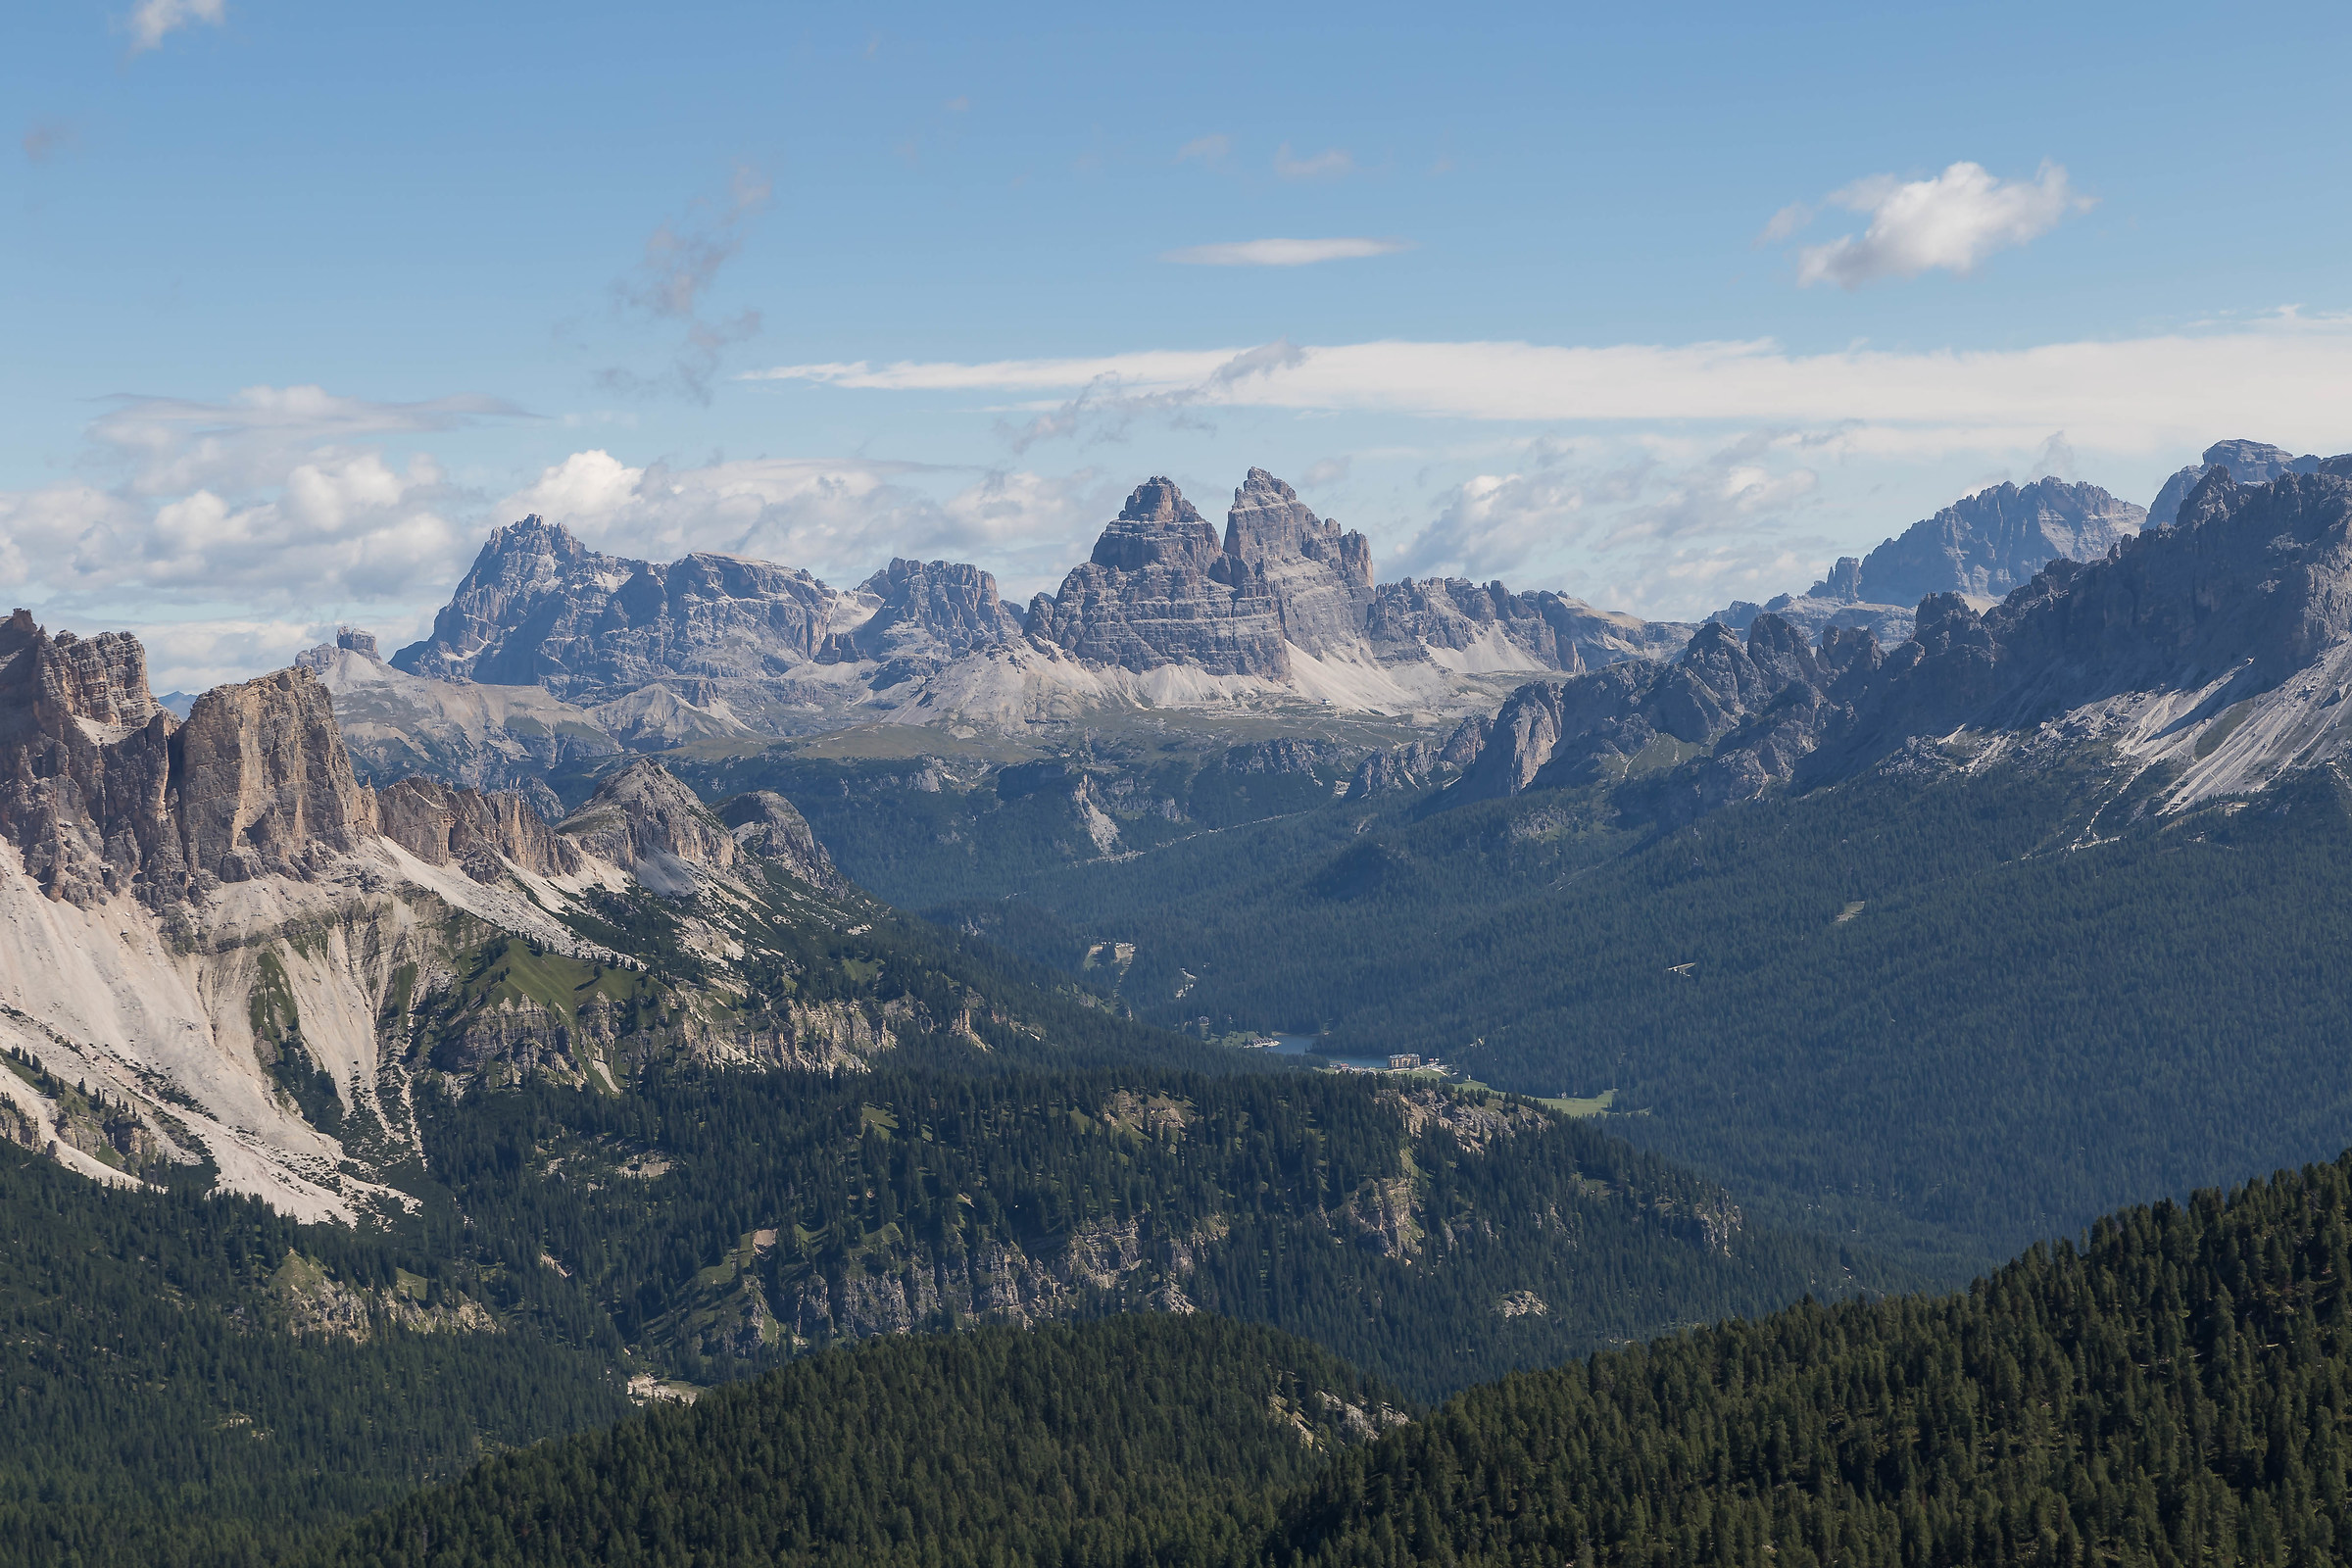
left=0, top=1145, right=627, bottom=1568
left=0, top=1059, right=1891, bottom=1565
left=291, top=1147, right=2352, bottom=1568
left=858, top=747, right=2352, bottom=1273
left=1265, top=1149, right=2352, bottom=1567
left=309, top=1316, right=1391, bottom=1568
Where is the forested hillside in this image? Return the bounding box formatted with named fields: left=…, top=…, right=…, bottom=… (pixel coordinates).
left=928, top=751, right=2352, bottom=1273
left=417, top=1065, right=1895, bottom=1399
left=0, top=1146, right=627, bottom=1568
left=1266, top=1149, right=2352, bottom=1567
left=292, top=1146, right=2352, bottom=1568
left=309, top=1315, right=1390, bottom=1568
left=0, top=1057, right=1893, bottom=1565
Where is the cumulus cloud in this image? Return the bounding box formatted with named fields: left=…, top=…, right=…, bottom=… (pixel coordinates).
left=1389, top=433, right=1828, bottom=615
left=125, top=0, right=224, bottom=52
left=497, top=450, right=1117, bottom=600
left=1161, top=237, right=1409, bottom=267
left=602, top=164, right=772, bottom=401
left=1174, top=134, right=1231, bottom=165
left=1273, top=143, right=1353, bottom=179
left=1783, top=160, right=2091, bottom=289
left=0, top=385, right=539, bottom=691
left=745, top=319, right=2352, bottom=459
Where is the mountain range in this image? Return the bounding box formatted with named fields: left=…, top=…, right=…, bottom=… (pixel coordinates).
left=13, top=436, right=2352, bottom=1565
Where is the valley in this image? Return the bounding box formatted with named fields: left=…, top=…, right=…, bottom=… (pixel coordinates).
left=9, top=441, right=2352, bottom=1565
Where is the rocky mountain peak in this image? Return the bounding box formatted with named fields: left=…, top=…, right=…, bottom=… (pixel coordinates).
left=1809, top=477, right=2144, bottom=610
left=1224, top=467, right=1372, bottom=588
left=0, top=609, right=163, bottom=737
left=854, top=559, right=1025, bottom=662
left=2148, top=438, right=2327, bottom=526
left=558, top=759, right=740, bottom=897
left=1087, top=478, right=1224, bottom=574
left=172, top=667, right=377, bottom=889
left=714, top=789, right=844, bottom=890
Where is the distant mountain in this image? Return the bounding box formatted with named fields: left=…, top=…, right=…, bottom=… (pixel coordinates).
left=1464, top=461, right=2352, bottom=821
left=357, top=470, right=1688, bottom=757
left=2148, top=435, right=2325, bottom=525
left=1713, top=476, right=2143, bottom=645
left=0, top=605, right=1197, bottom=1216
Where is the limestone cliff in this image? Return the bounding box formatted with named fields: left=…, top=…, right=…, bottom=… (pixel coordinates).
left=1025, top=477, right=1292, bottom=675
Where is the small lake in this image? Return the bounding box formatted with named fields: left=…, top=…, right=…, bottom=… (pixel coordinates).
left=1261, top=1034, right=1398, bottom=1073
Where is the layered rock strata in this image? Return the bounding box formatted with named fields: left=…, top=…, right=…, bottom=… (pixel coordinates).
left=1453, top=459, right=2352, bottom=821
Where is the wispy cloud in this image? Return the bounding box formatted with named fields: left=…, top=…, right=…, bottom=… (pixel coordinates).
left=22, top=122, right=75, bottom=163
left=991, top=341, right=1307, bottom=454
left=1161, top=237, right=1409, bottom=267
left=1175, top=133, right=1231, bottom=165
left=1273, top=143, right=1353, bottom=179
left=602, top=164, right=772, bottom=402
left=125, top=0, right=224, bottom=53
left=1774, top=160, right=2093, bottom=289
left=744, top=318, right=2352, bottom=457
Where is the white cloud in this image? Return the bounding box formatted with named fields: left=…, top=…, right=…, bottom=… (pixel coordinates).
left=603, top=165, right=772, bottom=401
left=1391, top=433, right=1829, bottom=616
left=1273, top=143, right=1353, bottom=179
left=498, top=451, right=1118, bottom=601
left=1175, top=134, right=1231, bottom=164
left=1788, top=160, right=2091, bottom=289
left=1161, top=237, right=1410, bottom=267
left=126, top=0, right=224, bottom=52
left=1755, top=201, right=1813, bottom=246
left=744, top=318, right=2352, bottom=458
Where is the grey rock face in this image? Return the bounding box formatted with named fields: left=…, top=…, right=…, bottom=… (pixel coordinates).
left=0, top=610, right=597, bottom=906
left=715, top=789, right=845, bottom=891
left=1025, top=477, right=1292, bottom=676
left=1710, top=591, right=1914, bottom=647
left=171, top=668, right=378, bottom=890
left=1222, top=467, right=1376, bottom=659
left=393, top=515, right=846, bottom=699
left=1451, top=458, right=2352, bottom=825
left=852, top=559, right=1026, bottom=664
left=376, top=776, right=582, bottom=882
left=1366, top=577, right=1691, bottom=671
left=558, top=759, right=741, bottom=897
left=0, top=610, right=178, bottom=906
left=1811, top=478, right=2144, bottom=609
left=2148, top=438, right=2325, bottom=526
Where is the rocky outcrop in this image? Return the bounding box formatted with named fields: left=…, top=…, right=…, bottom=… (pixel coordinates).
left=1811, top=477, right=2143, bottom=609
left=303, top=633, right=619, bottom=808
left=1366, top=577, right=1690, bottom=672
left=1343, top=716, right=1491, bottom=800
left=1451, top=458, right=2352, bottom=823
left=170, top=668, right=378, bottom=890
left=376, top=776, right=583, bottom=882
left=1025, top=477, right=1292, bottom=675
left=392, top=515, right=852, bottom=699
left=715, top=789, right=845, bottom=891
left=851, top=559, right=1025, bottom=665
left=2148, top=438, right=2325, bottom=527
left=558, top=759, right=740, bottom=896
left=1221, top=468, right=1376, bottom=658
left=0, top=611, right=177, bottom=906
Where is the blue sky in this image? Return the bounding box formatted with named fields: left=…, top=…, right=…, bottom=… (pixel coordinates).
left=7, top=0, right=2350, bottom=688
